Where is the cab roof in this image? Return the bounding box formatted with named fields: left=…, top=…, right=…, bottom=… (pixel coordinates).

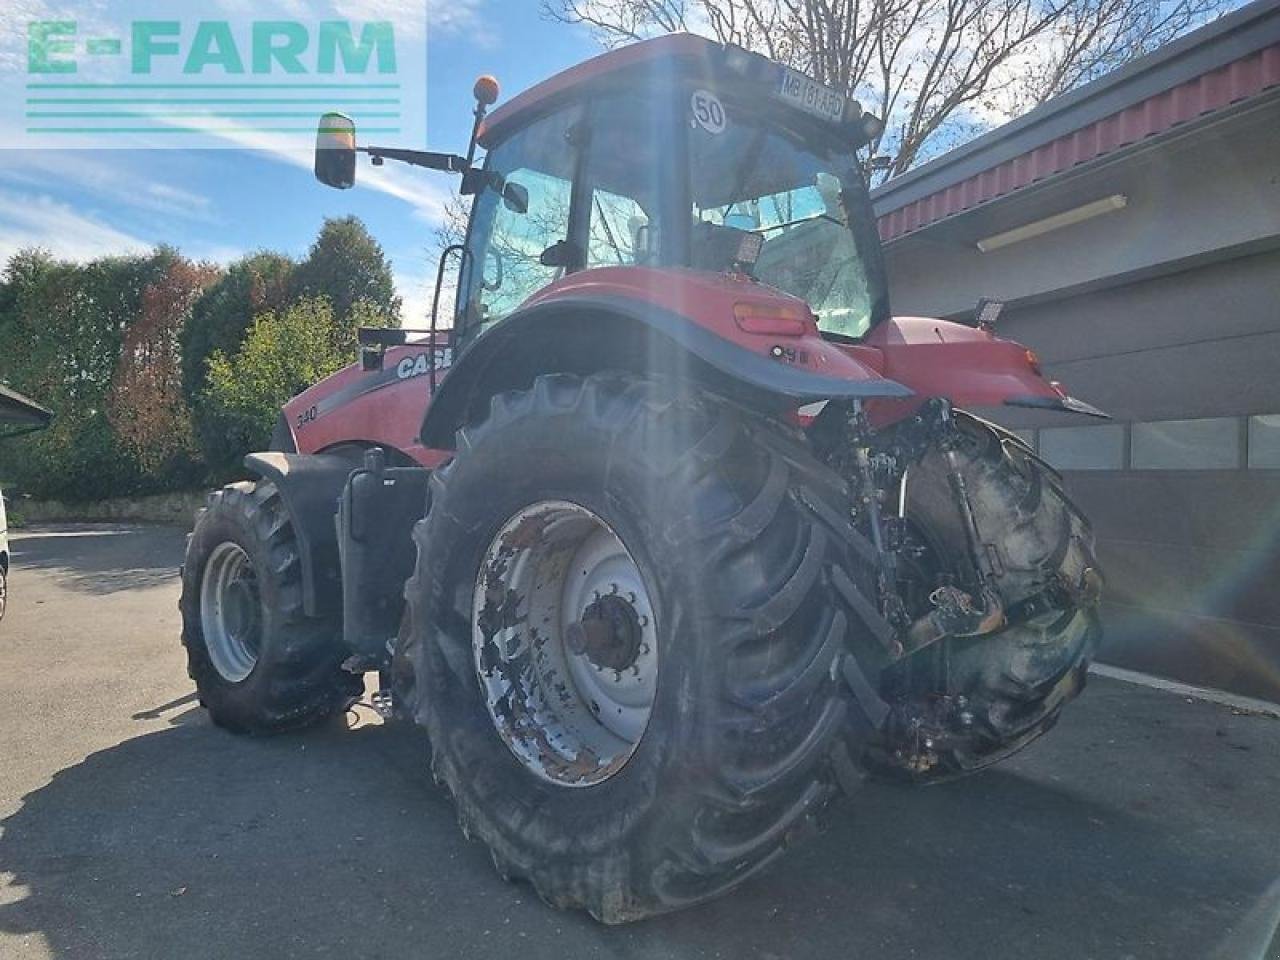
left=478, top=33, right=717, bottom=148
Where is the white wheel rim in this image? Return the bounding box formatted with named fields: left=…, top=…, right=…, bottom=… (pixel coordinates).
left=473, top=500, right=658, bottom=787
left=200, top=541, right=262, bottom=683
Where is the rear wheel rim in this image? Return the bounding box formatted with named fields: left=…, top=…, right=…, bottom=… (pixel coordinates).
left=473, top=500, right=658, bottom=788
left=200, top=542, right=262, bottom=683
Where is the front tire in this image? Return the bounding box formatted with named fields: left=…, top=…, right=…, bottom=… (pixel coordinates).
left=400, top=373, right=873, bottom=922
left=179, top=481, right=360, bottom=734
left=885, top=412, right=1102, bottom=776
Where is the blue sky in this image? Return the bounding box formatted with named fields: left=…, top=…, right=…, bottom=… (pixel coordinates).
left=0, top=1, right=599, bottom=322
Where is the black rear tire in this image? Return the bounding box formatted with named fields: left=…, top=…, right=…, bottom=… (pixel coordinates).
left=399, top=373, right=880, bottom=922
left=180, top=481, right=360, bottom=734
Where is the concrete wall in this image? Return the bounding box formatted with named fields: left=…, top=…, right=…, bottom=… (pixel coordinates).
left=993, top=252, right=1280, bottom=702
left=8, top=491, right=207, bottom=527
left=880, top=97, right=1280, bottom=701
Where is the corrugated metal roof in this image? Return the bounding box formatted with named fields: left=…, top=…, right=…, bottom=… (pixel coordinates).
left=874, top=0, right=1280, bottom=242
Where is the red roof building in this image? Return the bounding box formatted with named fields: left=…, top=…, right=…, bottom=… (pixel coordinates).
left=873, top=0, right=1280, bottom=702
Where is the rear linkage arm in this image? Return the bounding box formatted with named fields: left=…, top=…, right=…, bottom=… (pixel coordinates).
left=816, top=398, right=1006, bottom=662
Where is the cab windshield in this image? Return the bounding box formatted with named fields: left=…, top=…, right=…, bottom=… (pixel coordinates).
left=687, top=101, right=888, bottom=338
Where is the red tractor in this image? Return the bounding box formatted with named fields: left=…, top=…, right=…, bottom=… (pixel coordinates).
left=180, top=35, right=1105, bottom=923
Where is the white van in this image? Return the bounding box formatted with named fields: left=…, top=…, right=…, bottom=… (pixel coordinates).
left=0, top=385, right=53, bottom=622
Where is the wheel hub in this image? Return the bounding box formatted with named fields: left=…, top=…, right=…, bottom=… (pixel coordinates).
left=473, top=501, right=658, bottom=788
left=222, top=576, right=261, bottom=645
left=199, top=542, right=262, bottom=683
left=566, top=593, right=643, bottom=672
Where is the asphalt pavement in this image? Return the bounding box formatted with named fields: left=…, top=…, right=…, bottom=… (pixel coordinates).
left=0, top=523, right=1277, bottom=960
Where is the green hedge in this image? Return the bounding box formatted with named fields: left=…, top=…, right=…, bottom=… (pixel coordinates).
left=0, top=217, right=398, bottom=501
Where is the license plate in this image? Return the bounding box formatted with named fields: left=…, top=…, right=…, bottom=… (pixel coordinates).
left=775, top=67, right=846, bottom=123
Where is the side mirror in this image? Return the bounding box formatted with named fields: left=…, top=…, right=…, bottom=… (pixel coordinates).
left=502, top=181, right=529, bottom=215
left=315, top=113, right=357, bottom=189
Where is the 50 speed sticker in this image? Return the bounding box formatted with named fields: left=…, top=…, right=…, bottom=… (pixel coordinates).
left=690, top=90, right=726, bottom=134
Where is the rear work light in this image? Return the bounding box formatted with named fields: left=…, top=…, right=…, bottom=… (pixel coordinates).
left=733, top=302, right=810, bottom=336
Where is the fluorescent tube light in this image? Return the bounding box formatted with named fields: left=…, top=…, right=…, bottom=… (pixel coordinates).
left=976, top=194, right=1128, bottom=253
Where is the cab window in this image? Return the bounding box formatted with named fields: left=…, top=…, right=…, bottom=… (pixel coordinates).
left=582, top=92, right=670, bottom=268
left=461, top=105, right=583, bottom=338
left=587, top=188, right=649, bottom=267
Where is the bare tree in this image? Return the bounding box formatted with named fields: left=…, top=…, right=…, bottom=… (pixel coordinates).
left=428, top=193, right=472, bottom=328
left=544, top=0, right=1231, bottom=176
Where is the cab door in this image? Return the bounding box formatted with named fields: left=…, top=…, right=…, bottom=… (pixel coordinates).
left=456, top=103, right=586, bottom=352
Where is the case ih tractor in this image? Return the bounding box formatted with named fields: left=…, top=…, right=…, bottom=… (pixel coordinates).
left=180, top=35, right=1105, bottom=922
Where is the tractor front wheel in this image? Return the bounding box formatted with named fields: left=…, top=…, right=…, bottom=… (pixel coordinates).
left=180, top=481, right=360, bottom=734
left=880, top=411, right=1102, bottom=777
left=399, top=373, right=874, bottom=922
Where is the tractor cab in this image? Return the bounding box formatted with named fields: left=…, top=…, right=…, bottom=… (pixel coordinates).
left=317, top=34, right=890, bottom=359
left=453, top=35, right=889, bottom=349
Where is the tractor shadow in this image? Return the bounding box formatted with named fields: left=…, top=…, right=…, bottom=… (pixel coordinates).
left=2, top=699, right=1275, bottom=960
left=7, top=524, right=184, bottom=596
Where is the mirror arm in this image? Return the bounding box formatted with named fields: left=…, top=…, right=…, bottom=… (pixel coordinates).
left=357, top=146, right=508, bottom=203
left=359, top=146, right=469, bottom=173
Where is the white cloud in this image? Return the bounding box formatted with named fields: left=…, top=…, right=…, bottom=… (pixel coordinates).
left=0, top=153, right=221, bottom=225
left=0, top=189, right=151, bottom=264
left=0, top=182, right=243, bottom=267
left=219, top=127, right=456, bottom=226
left=145, top=181, right=215, bottom=216
left=336, top=0, right=429, bottom=37
left=185, top=242, right=245, bottom=266
left=395, top=264, right=435, bottom=327
left=424, top=0, right=488, bottom=37
left=359, top=159, right=455, bottom=224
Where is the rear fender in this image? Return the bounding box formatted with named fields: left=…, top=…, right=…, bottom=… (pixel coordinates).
left=856, top=317, right=1107, bottom=428
left=421, top=277, right=910, bottom=449
left=243, top=452, right=353, bottom=618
